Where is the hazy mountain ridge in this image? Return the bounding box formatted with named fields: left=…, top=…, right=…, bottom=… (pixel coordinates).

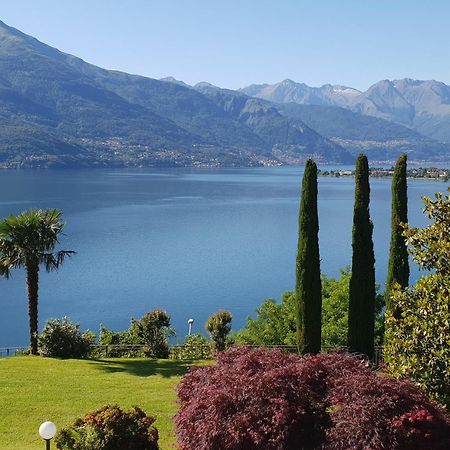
left=188, top=80, right=450, bottom=162
left=241, top=78, right=450, bottom=143
left=276, top=103, right=450, bottom=161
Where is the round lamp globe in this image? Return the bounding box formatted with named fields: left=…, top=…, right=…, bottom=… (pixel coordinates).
left=39, top=421, right=57, bottom=440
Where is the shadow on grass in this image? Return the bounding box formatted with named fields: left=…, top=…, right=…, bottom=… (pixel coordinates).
left=87, top=359, right=201, bottom=378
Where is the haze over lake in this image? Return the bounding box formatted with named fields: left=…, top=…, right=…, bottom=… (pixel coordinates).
left=0, top=167, right=447, bottom=347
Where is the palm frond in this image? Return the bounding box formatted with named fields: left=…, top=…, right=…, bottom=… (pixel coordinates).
left=0, top=209, right=74, bottom=275
left=0, top=261, right=11, bottom=279
left=42, top=250, right=76, bottom=272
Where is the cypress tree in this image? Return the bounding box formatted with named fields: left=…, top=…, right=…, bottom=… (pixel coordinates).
left=348, top=154, right=376, bottom=358
left=385, top=153, right=409, bottom=309
left=296, top=159, right=322, bottom=354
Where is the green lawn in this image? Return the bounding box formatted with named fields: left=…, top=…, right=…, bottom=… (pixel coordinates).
left=0, top=356, right=202, bottom=449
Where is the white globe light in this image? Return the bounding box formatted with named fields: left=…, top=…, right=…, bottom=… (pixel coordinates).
left=39, top=421, right=57, bottom=440
left=188, top=319, right=194, bottom=324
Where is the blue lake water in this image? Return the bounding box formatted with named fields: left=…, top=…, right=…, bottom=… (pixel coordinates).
left=0, top=167, right=448, bottom=346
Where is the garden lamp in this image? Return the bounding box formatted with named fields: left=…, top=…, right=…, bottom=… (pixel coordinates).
left=188, top=318, right=194, bottom=336
left=39, top=421, right=56, bottom=450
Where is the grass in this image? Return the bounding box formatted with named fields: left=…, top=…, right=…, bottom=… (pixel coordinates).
left=0, top=356, right=205, bottom=449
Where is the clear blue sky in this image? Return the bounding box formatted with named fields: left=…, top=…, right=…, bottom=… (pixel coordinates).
left=2, top=0, right=449, bottom=90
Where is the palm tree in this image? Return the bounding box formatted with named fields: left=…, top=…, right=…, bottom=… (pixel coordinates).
left=0, top=209, right=75, bottom=354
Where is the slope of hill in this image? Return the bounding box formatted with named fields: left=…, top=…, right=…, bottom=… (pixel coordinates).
left=277, top=103, right=450, bottom=161
left=1, top=18, right=449, bottom=167
left=242, top=78, right=450, bottom=143
left=0, top=20, right=350, bottom=167
left=193, top=83, right=352, bottom=164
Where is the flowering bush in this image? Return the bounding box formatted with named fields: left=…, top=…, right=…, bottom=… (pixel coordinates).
left=174, top=347, right=450, bottom=450
left=55, top=405, right=159, bottom=450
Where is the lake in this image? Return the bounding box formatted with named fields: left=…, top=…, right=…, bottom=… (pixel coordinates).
left=0, top=167, right=448, bottom=346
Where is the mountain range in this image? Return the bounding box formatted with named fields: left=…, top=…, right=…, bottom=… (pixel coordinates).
left=0, top=19, right=449, bottom=168
left=241, top=79, right=450, bottom=144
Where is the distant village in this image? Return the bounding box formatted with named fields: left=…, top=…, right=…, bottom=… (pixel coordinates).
left=319, top=167, right=450, bottom=181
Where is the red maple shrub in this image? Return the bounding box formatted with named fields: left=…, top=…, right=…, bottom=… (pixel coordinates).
left=324, top=354, right=450, bottom=449
left=174, top=347, right=450, bottom=450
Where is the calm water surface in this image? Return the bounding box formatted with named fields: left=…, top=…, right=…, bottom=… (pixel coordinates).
left=0, top=167, right=448, bottom=346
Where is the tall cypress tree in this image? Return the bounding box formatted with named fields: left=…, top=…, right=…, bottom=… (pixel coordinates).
left=385, top=153, right=409, bottom=309
left=296, top=159, right=322, bottom=354
left=348, top=154, right=376, bottom=358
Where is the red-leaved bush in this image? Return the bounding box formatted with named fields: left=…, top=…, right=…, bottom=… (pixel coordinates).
left=174, top=347, right=450, bottom=450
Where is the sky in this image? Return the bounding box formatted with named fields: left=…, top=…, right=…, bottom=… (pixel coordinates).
left=1, top=0, right=450, bottom=91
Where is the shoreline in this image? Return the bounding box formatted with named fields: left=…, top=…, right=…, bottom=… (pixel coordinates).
left=318, top=167, right=450, bottom=181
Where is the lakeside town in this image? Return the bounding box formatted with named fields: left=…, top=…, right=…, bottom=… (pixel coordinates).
left=319, top=166, right=450, bottom=181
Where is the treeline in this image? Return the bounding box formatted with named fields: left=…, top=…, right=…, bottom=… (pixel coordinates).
left=35, top=309, right=233, bottom=360
left=296, top=153, right=408, bottom=358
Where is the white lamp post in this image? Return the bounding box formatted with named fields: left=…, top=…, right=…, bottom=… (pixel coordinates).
left=39, top=421, right=56, bottom=450
left=187, top=318, right=194, bottom=336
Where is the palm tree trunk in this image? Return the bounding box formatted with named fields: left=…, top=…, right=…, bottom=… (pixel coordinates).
left=26, top=262, right=39, bottom=355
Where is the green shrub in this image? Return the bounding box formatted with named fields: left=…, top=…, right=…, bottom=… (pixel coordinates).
left=98, top=309, right=174, bottom=358
left=131, top=309, right=174, bottom=358
left=55, top=405, right=159, bottom=450
left=385, top=276, right=450, bottom=408
left=234, top=292, right=297, bottom=346
left=235, top=270, right=384, bottom=349
left=94, top=325, right=144, bottom=358
left=385, top=191, right=450, bottom=409
left=205, top=310, right=232, bottom=351
left=38, top=317, right=94, bottom=358
left=170, top=334, right=212, bottom=360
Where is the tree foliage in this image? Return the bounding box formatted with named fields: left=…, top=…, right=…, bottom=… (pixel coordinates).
left=385, top=190, right=450, bottom=408
left=234, top=291, right=297, bottom=346
left=321, top=269, right=352, bottom=348
left=386, top=153, right=409, bottom=308
left=205, top=310, right=232, bottom=352
left=348, top=154, right=376, bottom=357
left=235, top=269, right=385, bottom=348
left=55, top=405, right=159, bottom=450
left=0, top=209, right=74, bottom=354
left=131, top=309, right=173, bottom=358
left=175, top=347, right=450, bottom=450
left=170, top=333, right=213, bottom=360
left=99, top=309, right=174, bottom=358
left=296, top=159, right=322, bottom=354
left=402, top=191, right=450, bottom=274
left=38, top=317, right=94, bottom=358
left=321, top=269, right=385, bottom=348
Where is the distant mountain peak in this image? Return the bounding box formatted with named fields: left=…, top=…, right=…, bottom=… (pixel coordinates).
left=194, top=81, right=218, bottom=89
left=159, top=76, right=190, bottom=87
left=324, top=84, right=360, bottom=94
left=280, top=78, right=296, bottom=85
